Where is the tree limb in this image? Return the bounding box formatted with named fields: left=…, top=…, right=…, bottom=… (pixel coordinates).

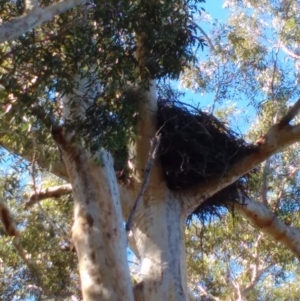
left=235, top=197, right=300, bottom=260
left=279, top=97, right=300, bottom=125
left=25, top=184, right=72, bottom=208
left=0, top=198, right=18, bottom=236
left=198, top=25, right=215, bottom=51
left=241, top=264, right=271, bottom=298
left=0, top=0, right=88, bottom=43
left=181, top=122, right=300, bottom=215
left=198, top=286, right=222, bottom=301
left=280, top=43, right=300, bottom=60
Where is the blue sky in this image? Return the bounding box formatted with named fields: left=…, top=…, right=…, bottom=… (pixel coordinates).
left=177, top=1, right=256, bottom=134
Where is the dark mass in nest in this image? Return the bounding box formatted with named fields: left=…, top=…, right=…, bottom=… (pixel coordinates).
left=115, top=98, right=255, bottom=217
left=157, top=100, right=253, bottom=190
left=156, top=100, right=255, bottom=217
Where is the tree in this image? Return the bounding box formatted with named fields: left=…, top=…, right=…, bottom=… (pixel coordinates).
left=185, top=108, right=300, bottom=301
left=1, top=0, right=300, bottom=300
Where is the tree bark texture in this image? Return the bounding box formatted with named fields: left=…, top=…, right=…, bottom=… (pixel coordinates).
left=52, top=129, right=134, bottom=301
left=128, top=182, right=189, bottom=301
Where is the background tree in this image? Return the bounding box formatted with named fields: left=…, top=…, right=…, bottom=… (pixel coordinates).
left=1, top=0, right=300, bottom=301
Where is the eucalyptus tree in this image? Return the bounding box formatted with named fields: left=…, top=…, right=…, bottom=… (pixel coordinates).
left=1, top=1, right=300, bottom=301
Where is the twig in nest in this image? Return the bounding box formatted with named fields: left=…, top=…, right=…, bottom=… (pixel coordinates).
left=125, top=134, right=161, bottom=232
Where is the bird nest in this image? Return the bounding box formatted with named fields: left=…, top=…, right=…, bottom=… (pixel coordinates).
left=116, top=99, right=255, bottom=217
left=157, top=100, right=254, bottom=216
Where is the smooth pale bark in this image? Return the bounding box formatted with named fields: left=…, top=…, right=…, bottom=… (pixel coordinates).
left=56, top=70, right=134, bottom=301
left=127, top=72, right=189, bottom=300
left=235, top=197, right=300, bottom=260
left=53, top=129, right=134, bottom=301
left=0, top=0, right=88, bottom=43
left=128, top=181, right=189, bottom=301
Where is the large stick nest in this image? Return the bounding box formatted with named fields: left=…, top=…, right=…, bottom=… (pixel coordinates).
left=156, top=100, right=255, bottom=217
left=157, top=100, right=253, bottom=190
left=116, top=98, right=255, bottom=217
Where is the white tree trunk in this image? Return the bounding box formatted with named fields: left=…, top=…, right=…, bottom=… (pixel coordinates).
left=129, top=182, right=189, bottom=301
left=52, top=129, right=134, bottom=301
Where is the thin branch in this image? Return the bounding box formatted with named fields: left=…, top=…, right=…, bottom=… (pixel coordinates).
left=198, top=286, right=222, bottom=301
left=0, top=0, right=88, bottom=43
left=126, top=134, right=161, bottom=232
left=279, top=97, right=300, bottom=125
left=29, top=146, right=69, bottom=239
left=198, top=25, right=215, bottom=51
left=241, top=264, right=271, bottom=298
left=270, top=41, right=280, bottom=105
left=25, top=184, right=72, bottom=208
left=232, top=280, right=242, bottom=301
left=280, top=43, right=300, bottom=60
left=260, top=159, right=270, bottom=206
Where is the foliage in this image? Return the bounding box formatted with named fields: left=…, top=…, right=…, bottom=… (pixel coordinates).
left=0, top=0, right=205, bottom=160
left=1, top=0, right=300, bottom=300
left=0, top=168, right=78, bottom=301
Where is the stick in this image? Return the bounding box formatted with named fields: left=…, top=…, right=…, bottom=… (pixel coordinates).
left=125, top=134, right=161, bottom=232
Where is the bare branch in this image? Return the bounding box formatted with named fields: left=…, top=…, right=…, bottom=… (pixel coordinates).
left=241, top=264, right=271, bottom=298
left=25, top=184, right=72, bottom=208
left=198, top=25, right=215, bottom=51
left=235, top=197, right=300, bottom=260
left=0, top=0, right=88, bottom=43
left=260, top=159, right=270, bottom=206
left=126, top=134, right=161, bottom=232
left=280, top=43, right=300, bottom=59
left=232, top=281, right=242, bottom=301
left=279, top=97, right=300, bottom=125
left=181, top=122, right=300, bottom=215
